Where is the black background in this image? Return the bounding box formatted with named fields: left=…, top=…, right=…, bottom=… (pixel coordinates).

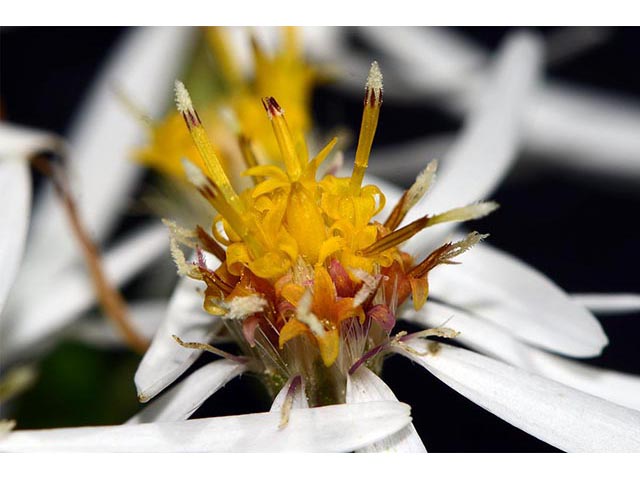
left=1, top=27, right=639, bottom=452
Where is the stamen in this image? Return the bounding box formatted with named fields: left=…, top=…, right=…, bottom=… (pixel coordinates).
left=168, top=236, right=194, bottom=277
left=162, top=218, right=197, bottom=248
left=361, top=202, right=496, bottom=257
left=262, top=96, right=305, bottom=180
left=427, top=201, right=499, bottom=226
left=410, top=231, right=488, bottom=278
left=182, top=159, right=265, bottom=256
left=350, top=61, right=383, bottom=193
left=360, top=215, right=430, bottom=256
left=384, top=160, right=438, bottom=231
left=175, top=80, right=198, bottom=120
left=162, top=219, right=205, bottom=276
left=174, top=81, right=244, bottom=214
left=172, top=335, right=247, bottom=364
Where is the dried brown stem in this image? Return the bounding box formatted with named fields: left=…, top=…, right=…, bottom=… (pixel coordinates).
left=31, top=153, right=149, bottom=355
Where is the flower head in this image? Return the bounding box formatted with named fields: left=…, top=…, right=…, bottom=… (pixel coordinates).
left=169, top=63, right=496, bottom=405
left=135, top=27, right=316, bottom=182
left=3, top=27, right=640, bottom=454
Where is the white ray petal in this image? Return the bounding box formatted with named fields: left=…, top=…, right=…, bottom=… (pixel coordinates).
left=360, top=27, right=640, bottom=178
left=0, top=159, right=31, bottom=317
left=338, top=30, right=539, bottom=217
left=393, top=339, right=640, bottom=452
left=425, top=240, right=607, bottom=357
left=347, top=367, right=426, bottom=452
left=68, top=300, right=168, bottom=348
left=0, top=123, right=60, bottom=159
left=404, top=301, right=640, bottom=411
left=135, top=260, right=222, bottom=402
left=24, top=27, right=195, bottom=278
left=544, top=27, right=613, bottom=66
left=0, top=401, right=411, bottom=452
left=128, top=360, right=247, bottom=424
left=572, top=293, right=640, bottom=315
left=524, top=83, right=640, bottom=178
left=270, top=376, right=309, bottom=412
left=357, top=27, right=485, bottom=97
left=403, top=31, right=542, bottom=252
left=1, top=223, right=168, bottom=362
left=228, top=27, right=346, bottom=78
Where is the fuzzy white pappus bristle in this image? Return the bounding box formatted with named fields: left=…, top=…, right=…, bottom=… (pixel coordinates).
left=366, top=61, right=383, bottom=93
left=224, top=295, right=268, bottom=320
left=431, top=201, right=500, bottom=225
left=406, top=159, right=438, bottom=210
left=174, top=80, right=193, bottom=114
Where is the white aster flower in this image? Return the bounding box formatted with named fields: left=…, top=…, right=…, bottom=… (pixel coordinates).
left=1, top=27, right=639, bottom=453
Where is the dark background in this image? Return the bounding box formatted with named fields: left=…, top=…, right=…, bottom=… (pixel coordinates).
left=1, top=27, right=639, bottom=452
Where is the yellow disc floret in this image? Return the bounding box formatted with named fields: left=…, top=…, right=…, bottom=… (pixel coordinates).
left=136, top=27, right=317, bottom=185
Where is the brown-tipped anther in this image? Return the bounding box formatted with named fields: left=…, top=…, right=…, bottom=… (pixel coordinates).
left=383, top=191, right=409, bottom=231
left=172, top=335, right=247, bottom=364
left=350, top=61, right=383, bottom=192
left=409, top=232, right=488, bottom=279
left=365, top=86, right=380, bottom=107
left=360, top=215, right=430, bottom=257
left=409, top=243, right=455, bottom=279
left=198, top=185, right=216, bottom=203
left=181, top=112, right=195, bottom=130
left=262, top=96, right=283, bottom=119
left=183, top=109, right=201, bottom=129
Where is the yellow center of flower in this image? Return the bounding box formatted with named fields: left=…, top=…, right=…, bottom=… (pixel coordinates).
left=166, top=59, right=496, bottom=402
left=135, top=27, right=316, bottom=183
